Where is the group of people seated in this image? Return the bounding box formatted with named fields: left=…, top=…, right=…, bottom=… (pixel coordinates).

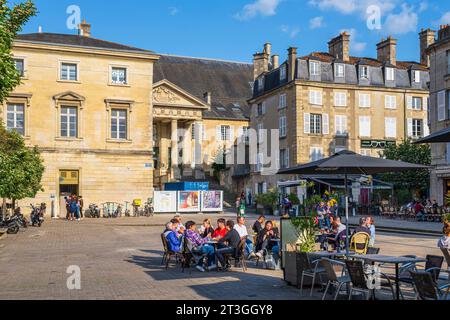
left=162, top=215, right=280, bottom=272
left=316, top=216, right=376, bottom=252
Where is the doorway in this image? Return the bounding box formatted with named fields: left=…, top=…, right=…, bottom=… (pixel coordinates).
left=59, top=170, right=79, bottom=219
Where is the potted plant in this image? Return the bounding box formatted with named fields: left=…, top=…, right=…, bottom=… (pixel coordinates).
left=255, top=189, right=278, bottom=215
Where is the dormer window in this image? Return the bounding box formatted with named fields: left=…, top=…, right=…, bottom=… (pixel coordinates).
left=310, top=61, right=320, bottom=76
left=257, top=77, right=265, bottom=91
left=386, top=67, right=395, bottom=81
left=413, top=70, right=421, bottom=83
left=335, top=64, right=345, bottom=78
left=360, top=66, right=369, bottom=79
left=279, top=65, right=287, bottom=81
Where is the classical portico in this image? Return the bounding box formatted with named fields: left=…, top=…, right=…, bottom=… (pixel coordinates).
left=152, top=80, right=210, bottom=189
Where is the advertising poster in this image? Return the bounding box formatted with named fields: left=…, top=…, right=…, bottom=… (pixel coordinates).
left=201, top=191, right=223, bottom=212
left=177, top=191, right=200, bottom=212
left=153, top=191, right=177, bottom=213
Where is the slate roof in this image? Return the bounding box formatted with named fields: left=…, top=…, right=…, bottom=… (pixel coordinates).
left=154, top=55, right=253, bottom=120
left=15, top=33, right=153, bottom=53
left=254, top=52, right=430, bottom=98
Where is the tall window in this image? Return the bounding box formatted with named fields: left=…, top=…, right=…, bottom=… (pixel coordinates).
left=310, top=114, right=322, bottom=134
left=111, top=67, right=127, bottom=84
left=220, top=125, right=231, bottom=141
left=279, top=116, right=287, bottom=138
left=279, top=94, right=287, bottom=109
left=360, top=66, right=369, bottom=79
left=14, top=59, right=24, bottom=77
left=61, top=63, right=78, bottom=81
left=310, top=61, right=320, bottom=76
left=385, top=117, right=397, bottom=139
left=334, top=92, right=347, bottom=107
left=335, top=115, right=348, bottom=136
left=6, top=103, right=24, bottom=135
left=359, top=93, right=371, bottom=108
left=412, top=119, right=423, bottom=138
left=335, top=64, right=345, bottom=78
left=60, top=106, right=78, bottom=138
left=280, top=149, right=289, bottom=169
left=310, top=147, right=323, bottom=161
left=412, top=97, right=422, bottom=110
left=309, top=90, right=322, bottom=105
left=257, top=77, right=264, bottom=91
left=386, top=67, right=395, bottom=81
left=359, top=116, right=371, bottom=137
left=111, top=109, right=127, bottom=140
left=413, top=70, right=421, bottom=83
left=257, top=102, right=265, bottom=116
left=279, top=65, right=287, bottom=81
left=385, top=95, right=397, bottom=109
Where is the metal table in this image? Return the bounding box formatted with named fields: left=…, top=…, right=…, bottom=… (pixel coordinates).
left=349, top=254, right=426, bottom=300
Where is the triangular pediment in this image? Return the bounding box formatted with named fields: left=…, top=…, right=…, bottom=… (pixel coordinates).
left=153, top=80, right=209, bottom=109
left=53, top=91, right=86, bottom=102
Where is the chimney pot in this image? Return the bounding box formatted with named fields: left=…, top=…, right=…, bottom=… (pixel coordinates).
left=78, top=19, right=91, bottom=37
left=203, top=92, right=212, bottom=105
left=272, top=55, right=279, bottom=69
left=328, top=32, right=350, bottom=62
left=288, top=47, right=297, bottom=81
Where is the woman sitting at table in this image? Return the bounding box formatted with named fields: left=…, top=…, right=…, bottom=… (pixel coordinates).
left=255, top=221, right=280, bottom=263
left=216, top=220, right=242, bottom=271
left=199, top=218, right=214, bottom=239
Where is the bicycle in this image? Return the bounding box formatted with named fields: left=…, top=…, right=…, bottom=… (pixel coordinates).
left=143, top=200, right=154, bottom=217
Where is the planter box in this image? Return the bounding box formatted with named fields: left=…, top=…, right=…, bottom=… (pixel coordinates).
left=284, top=251, right=326, bottom=289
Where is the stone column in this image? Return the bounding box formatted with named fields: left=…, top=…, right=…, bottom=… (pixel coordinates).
left=171, top=119, right=180, bottom=180
left=182, top=123, right=193, bottom=177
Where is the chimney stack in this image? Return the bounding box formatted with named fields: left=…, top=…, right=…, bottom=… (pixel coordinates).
left=253, top=44, right=270, bottom=80
left=419, top=28, right=436, bottom=67
left=203, top=92, right=212, bottom=105
left=272, top=55, right=279, bottom=69
left=78, top=19, right=91, bottom=37
left=438, top=24, right=450, bottom=41
left=288, top=47, right=297, bottom=81
left=328, top=32, right=350, bottom=62
left=377, top=36, right=397, bottom=66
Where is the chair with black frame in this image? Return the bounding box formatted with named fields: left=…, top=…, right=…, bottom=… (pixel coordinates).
left=298, top=252, right=326, bottom=297
left=223, top=239, right=247, bottom=272
left=366, top=247, right=381, bottom=255
left=182, top=237, right=208, bottom=273
left=410, top=271, right=450, bottom=300
left=321, top=258, right=351, bottom=300
left=160, top=233, right=183, bottom=270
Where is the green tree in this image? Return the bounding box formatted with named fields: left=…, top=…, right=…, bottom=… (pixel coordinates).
left=380, top=139, right=431, bottom=194
left=0, top=126, right=44, bottom=212
left=0, top=0, right=37, bottom=103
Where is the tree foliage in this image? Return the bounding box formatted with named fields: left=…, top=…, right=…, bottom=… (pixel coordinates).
left=380, top=139, right=431, bottom=192
left=0, top=125, right=44, bottom=202
left=0, top=0, right=37, bottom=103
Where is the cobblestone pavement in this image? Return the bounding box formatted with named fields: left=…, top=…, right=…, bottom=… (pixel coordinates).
left=0, top=215, right=444, bottom=300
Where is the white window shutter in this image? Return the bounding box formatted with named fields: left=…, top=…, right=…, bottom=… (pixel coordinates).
left=304, top=113, right=311, bottom=134
left=407, top=118, right=413, bottom=137
left=216, top=126, right=222, bottom=142
left=322, top=113, right=329, bottom=135
left=423, top=97, right=428, bottom=111
left=237, top=126, right=244, bottom=144
left=309, top=91, right=314, bottom=104
left=263, top=182, right=268, bottom=194
left=406, top=96, right=413, bottom=110
left=438, top=91, right=446, bottom=121
left=229, top=126, right=234, bottom=143
left=262, top=102, right=266, bottom=114
left=255, top=183, right=259, bottom=195
left=424, top=123, right=430, bottom=137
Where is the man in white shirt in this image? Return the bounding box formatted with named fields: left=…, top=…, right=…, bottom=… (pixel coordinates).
left=234, top=217, right=255, bottom=259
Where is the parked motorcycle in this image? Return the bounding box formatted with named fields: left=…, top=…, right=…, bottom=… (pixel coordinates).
left=0, top=214, right=21, bottom=234
left=30, top=203, right=45, bottom=227
left=13, top=208, right=28, bottom=229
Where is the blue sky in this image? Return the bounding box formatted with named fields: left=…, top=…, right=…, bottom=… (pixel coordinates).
left=16, top=0, right=450, bottom=63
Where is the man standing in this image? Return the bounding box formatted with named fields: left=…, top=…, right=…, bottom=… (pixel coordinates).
left=78, top=196, right=84, bottom=220
left=217, top=220, right=241, bottom=271
left=234, top=217, right=256, bottom=259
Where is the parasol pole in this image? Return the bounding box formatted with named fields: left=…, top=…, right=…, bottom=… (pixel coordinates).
left=344, top=169, right=350, bottom=257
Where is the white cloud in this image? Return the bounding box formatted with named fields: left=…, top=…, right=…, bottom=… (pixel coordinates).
left=281, top=25, right=300, bottom=38
left=384, top=4, right=418, bottom=35
left=234, top=0, right=282, bottom=21
left=168, top=7, right=179, bottom=16
left=418, top=1, right=428, bottom=13
left=309, top=16, right=324, bottom=29
left=341, top=28, right=367, bottom=53
left=309, top=0, right=397, bottom=17
left=439, top=12, right=450, bottom=24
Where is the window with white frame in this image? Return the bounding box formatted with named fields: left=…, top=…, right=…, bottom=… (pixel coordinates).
left=310, top=61, right=320, bottom=76
left=279, top=116, right=287, bottom=138
left=412, top=119, right=423, bottom=138
left=413, top=70, right=421, bottom=83
left=111, top=109, right=127, bottom=140
left=220, top=125, right=231, bottom=141
left=335, top=64, right=345, bottom=78
left=412, top=97, right=422, bottom=110
left=111, top=67, right=127, bottom=85
left=386, top=67, right=395, bottom=81
left=13, top=59, right=24, bottom=77
left=256, top=153, right=263, bottom=172
left=335, top=115, right=348, bottom=136
left=279, top=93, right=287, bottom=109
left=385, top=95, right=397, bottom=109
left=257, top=123, right=264, bottom=143
left=438, top=90, right=446, bottom=121
left=257, top=102, right=266, bottom=116
left=310, top=147, right=324, bottom=161
left=309, top=90, right=322, bottom=105
left=60, top=106, right=78, bottom=138
left=280, top=149, right=289, bottom=169
left=360, top=66, right=369, bottom=79
left=359, top=116, right=371, bottom=137
left=242, top=126, right=250, bottom=144
left=359, top=93, right=371, bottom=108
left=60, top=63, right=78, bottom=81
left=258, top=77, right=265, bottom=91
left=334, top=92, right=347, bottom=107
left=6, top=103, right=24, bottom=135
left=280, top=65, right=287, bottom=81
left=385, top=117, right=397, bottom=138
left=310, top=114, right=322, bottom=134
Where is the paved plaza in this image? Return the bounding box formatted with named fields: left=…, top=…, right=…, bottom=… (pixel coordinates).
left=0, top=215, right=445, bottom=300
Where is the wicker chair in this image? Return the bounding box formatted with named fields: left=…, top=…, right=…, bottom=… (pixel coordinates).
left=350, top=232, right=370, bottom=255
